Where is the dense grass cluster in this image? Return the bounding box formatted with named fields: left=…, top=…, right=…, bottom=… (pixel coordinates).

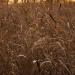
left=0, top=2, right=75, bottom=75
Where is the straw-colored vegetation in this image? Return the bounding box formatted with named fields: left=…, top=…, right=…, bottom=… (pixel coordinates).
left=0, top=1, right=75, bottom=75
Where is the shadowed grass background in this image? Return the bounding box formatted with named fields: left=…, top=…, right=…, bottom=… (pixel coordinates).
left=0, top=2, right=75, bottom=75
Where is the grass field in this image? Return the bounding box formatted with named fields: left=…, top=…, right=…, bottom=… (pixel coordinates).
left=0, top=2, right=75, bottom=75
